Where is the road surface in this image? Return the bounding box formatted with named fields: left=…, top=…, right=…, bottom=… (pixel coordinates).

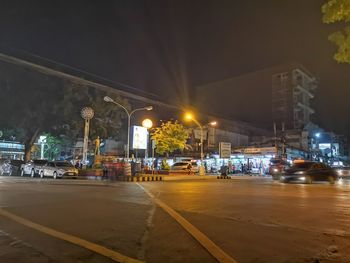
left=0, top=176, right=349, bottom=263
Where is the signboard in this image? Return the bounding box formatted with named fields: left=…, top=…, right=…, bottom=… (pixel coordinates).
left=193, top=128, right=208, bottom=140
left=219, top=142, right=231, bottom=158
left=132, top=126, right=148, bottom=149
left=243, top=147, right=276, bottom=155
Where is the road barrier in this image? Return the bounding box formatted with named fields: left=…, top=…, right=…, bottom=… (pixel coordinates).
left=217, top=175, right=231, bottom=179
left=116, top=175, right=163, bottom=182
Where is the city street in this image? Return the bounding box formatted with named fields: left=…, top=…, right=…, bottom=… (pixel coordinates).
left=0, top=176, right=350, bottom=263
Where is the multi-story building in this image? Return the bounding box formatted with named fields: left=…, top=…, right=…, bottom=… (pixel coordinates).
left=195, top=62, right=318, bottom=131
left=272, top=65, right=317, bottom=129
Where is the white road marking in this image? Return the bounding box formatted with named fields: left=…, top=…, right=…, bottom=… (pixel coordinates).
left=137, top=183, right=237, bottom=263
left=0, top=208, right=143, bottom=263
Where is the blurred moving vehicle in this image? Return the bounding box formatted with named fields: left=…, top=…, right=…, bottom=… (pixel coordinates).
left=21, top=159, right=48, bottom=177
left=39, top=161, right=78, bottom=179
left=269, top=158, right=289, bottom=179
left=280, top=161, right=337, bottom=184
left=335, top=166, right=350, bottom=180
left=170, top=161, right=199, bottom=174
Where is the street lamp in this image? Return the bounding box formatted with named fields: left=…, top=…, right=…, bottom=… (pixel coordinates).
left=207, top=121, right=217, bottom=149
left=103, top=96, right=153, bottom=160
left=185, top=112, right=209, bottom=175
left=142, top=118, right=153, bottom=169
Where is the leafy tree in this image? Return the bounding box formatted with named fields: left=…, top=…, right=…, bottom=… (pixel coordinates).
left=0, top=62, right=128, bottom=161
left=151, top=120, right=189, bottom=157
left=61, top=82, right=129, bottom=142
left=42, top=133, right=62, bottom=161
left=322, top=0, right=350, bottom=63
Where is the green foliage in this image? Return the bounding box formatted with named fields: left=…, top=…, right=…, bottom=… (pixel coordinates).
left=151, top=120, right=189, bottom=156
left=322, top=0, right=350, bottom=63
left=43, top=133, right=62, bottom=161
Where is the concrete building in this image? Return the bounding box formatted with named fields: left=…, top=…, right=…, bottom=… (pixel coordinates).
left=272, top=65, right=317, bottom=129
left=195, top=63, right=317, bottom=131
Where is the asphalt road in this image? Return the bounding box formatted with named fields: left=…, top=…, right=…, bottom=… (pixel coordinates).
left=0, top=176, right=350, bottom=263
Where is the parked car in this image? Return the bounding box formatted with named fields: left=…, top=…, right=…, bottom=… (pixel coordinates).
left=21, top=159, right=48, bottom=177
left=280, top=161, right=337, bottom=184
left=170, top=161, right=199, bottom=174
left=269, top=158, right=290, bottom=179
left=39, top=161, right=78, bottom=179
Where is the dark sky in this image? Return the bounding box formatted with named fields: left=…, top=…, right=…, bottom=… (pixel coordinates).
left=1, top=0, right=349, bottom=136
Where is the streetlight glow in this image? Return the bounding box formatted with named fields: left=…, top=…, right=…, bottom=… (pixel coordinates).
left=183, top=111, right=207, bottom=175
left=142, top=118, right=153, bottom=129
left=209, top=121, right=217, bottom=126
left=185, top=112, right=193, bottom=121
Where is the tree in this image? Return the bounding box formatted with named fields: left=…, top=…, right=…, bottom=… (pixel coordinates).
left=0, top=61, right=128, bottom=161
left=322, top=0, right=350, bottom=63
left=60, top=82, right=129, bottom=142
left=151, top=120, right=189, bottom=157
left=42, top=133, right=62, bottom=161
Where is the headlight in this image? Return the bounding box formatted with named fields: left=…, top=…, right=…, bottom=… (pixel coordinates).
left=273, top=168, right=279, bottom=172
left=299, top=176, right=306, bottom=181
left=295, top=171, right=305, bottom=174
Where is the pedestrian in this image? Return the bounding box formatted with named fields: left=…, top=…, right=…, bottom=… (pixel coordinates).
left=187, top=162, right=192, bottom=175
left=75, top=160, right=80, bottom=169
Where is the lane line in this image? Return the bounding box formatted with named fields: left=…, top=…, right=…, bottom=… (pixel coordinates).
left=137, top=183, right=237, bottom=263
left=0, top=208, right=143, bottom=263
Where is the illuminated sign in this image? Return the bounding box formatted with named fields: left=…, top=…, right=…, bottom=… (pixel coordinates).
left=132, top=126, right=148, bottom=149
left=319, top=143, right=331, bottom=150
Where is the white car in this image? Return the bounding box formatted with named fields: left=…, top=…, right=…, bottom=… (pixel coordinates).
left=39, top=161, right=78, bottom=179
left=170, top=161, right=199, bottom=174
left=21, top=159, right=48, bottom=177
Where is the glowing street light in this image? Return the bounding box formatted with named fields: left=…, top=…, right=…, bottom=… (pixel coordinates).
left=184, top=112, right=207, bottom=175
left=142, top=118, right=153, bottom=163
left=142, top=118, right=153, bottom=129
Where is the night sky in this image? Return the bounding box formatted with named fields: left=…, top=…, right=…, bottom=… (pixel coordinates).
left=1, top=0, right=349, bottom=136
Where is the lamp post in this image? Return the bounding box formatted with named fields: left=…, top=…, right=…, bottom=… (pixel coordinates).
left=81, top=107, right=94, bottom=168
left=207, top=121, right=217, bottom=149
left=142, top=118, right=153, bottom=159
left=185, top=113, right=216, bottom=175
left=103, top=96, right=153, bottom=160
left=185, top=113, right=204, bottom=161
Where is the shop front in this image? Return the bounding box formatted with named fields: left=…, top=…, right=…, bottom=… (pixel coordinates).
left=204, top=147, right=277, bottom=175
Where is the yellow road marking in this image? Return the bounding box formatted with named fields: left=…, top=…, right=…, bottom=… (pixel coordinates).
left=137, top=183, right=238, bottom=263
left=0, top=208, right=143, bottom=263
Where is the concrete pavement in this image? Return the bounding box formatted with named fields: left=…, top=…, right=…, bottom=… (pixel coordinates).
left=0, top=176, right=350, bottom=262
